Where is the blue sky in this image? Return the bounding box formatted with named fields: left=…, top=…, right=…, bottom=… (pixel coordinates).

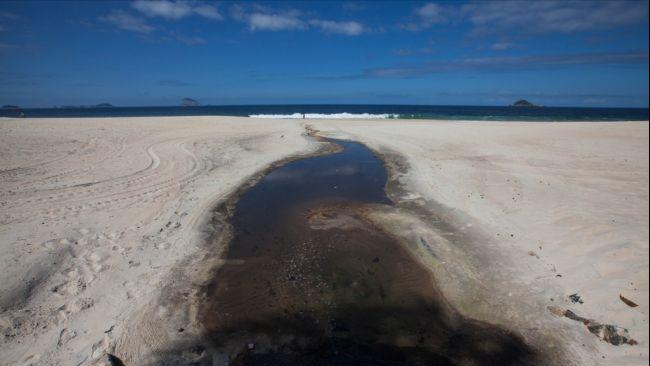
left=1, top=0, right=648, bottom=108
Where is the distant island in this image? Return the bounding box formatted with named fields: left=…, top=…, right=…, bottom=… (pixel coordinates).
left=54, top=103, right=115, bottom=109
left=2, top=105, right=20, bottom=109
left=511, top=99, right=542, bottom=107
left=95, top=103, right=114, bottom=108
left=181, top=98, right=200, bottom=107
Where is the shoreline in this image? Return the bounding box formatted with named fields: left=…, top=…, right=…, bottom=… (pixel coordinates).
left=3, top=116, right=649, bottom=124
left=0, top=117, right=647, bottom=365
left=3, top=104, right=649, bottom=123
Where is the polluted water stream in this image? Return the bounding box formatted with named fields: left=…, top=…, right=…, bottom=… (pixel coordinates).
left=199, top=138, right=536, bottom=365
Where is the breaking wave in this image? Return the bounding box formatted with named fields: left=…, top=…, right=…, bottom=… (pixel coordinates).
left=248, top=113, right=399, bottom=119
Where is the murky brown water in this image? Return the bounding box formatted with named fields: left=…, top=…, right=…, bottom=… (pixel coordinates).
left=200, top=139, right=535, bottom=365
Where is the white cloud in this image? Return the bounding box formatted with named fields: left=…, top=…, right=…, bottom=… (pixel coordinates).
left=100, top=10, right=154, bottom=33
left=309, top=19, right=364, bottom=35
left=132, top=0, right=221, bottom=21
left=132, top=0, right=192, bottom=20
left=234, top=6, right=365, bottom=35
left=247, top=12, right=306, bottom=31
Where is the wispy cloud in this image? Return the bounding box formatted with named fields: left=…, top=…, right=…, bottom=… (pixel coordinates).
left=318, top=51, right=649, bottom=79
left=0, top=43, right=39, bottom=55
left=132, top=0, right=222, bottom=21
left=415, top=3, right=446, bottom=26
left=0, top=11, right=17, bottom=33
left=400, top=2, right=450, bottom=31
left=100, top=10, right=154, bottom=34
left=171, top=33, right=206, bottom=45
left=462, top=0, right=649, bottom=36
left=192, top=4, right=222, bottom=20
left=490, top=42, right=514, bottom=51
left=100, top=2, right=219, bottom=40
left=232, top=5, right=365, bottom=35
left=0, top=11, right=18, bottom=19
left=158, top=79, right=193, bottom=87
left=342, top=2, right=365, bottom=12
left=393, top=47, right=435, bottom=56
left=309, top=19, right=364, bottom=36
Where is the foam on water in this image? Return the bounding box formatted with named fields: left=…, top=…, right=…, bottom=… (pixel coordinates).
left=248, top=112, right=399, bottom=119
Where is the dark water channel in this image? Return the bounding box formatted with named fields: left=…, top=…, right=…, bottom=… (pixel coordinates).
left=200, top=139, right=535, bottom=365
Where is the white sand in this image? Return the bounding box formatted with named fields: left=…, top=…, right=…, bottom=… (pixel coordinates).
left=311, top=119, right=649, bottom=365
left=0, top=117, right=647, bottom=365
left=0, top=117, right=315, bottom=365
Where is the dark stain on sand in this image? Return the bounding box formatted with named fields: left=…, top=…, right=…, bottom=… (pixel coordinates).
left=200, top=139, right=536, bottom=365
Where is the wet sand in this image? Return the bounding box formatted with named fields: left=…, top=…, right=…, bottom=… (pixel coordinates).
left=200, top=139, right=535, bottom=365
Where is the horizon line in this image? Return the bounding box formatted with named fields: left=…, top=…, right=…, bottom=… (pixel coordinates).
left=5, top=103, right=650, bottom=110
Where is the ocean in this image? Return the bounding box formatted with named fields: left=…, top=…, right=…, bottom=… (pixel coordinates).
left=1, top=104, right=648, bottom=121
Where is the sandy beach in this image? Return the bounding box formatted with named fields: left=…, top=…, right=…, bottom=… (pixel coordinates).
left=0, top=117, right=647, bottom=365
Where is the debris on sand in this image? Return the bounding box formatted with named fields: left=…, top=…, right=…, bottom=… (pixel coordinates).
left=585, top=322, right=639, bottom=346
left=568, top=293, right=584, bottom=304
left=619, top=294, right=639, bottom=308
left=547, top=306, right=638, bottom=346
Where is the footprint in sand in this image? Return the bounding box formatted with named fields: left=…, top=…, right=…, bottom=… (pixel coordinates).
left=53, top=278, right=87, bottom=296
left=155, top=241, right=171, bottom=250
left=122, top=281, right=136, bottom=300
left=57, top=328, right=77, bottom=348
left=23, top=354, right=41, bottom=365
left=90, top=334, right=110, bottom=360
left=86, top=252, right=108, bottom=273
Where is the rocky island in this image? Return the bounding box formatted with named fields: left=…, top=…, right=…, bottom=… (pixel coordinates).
left=511, top=99, right=541, bottom=107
